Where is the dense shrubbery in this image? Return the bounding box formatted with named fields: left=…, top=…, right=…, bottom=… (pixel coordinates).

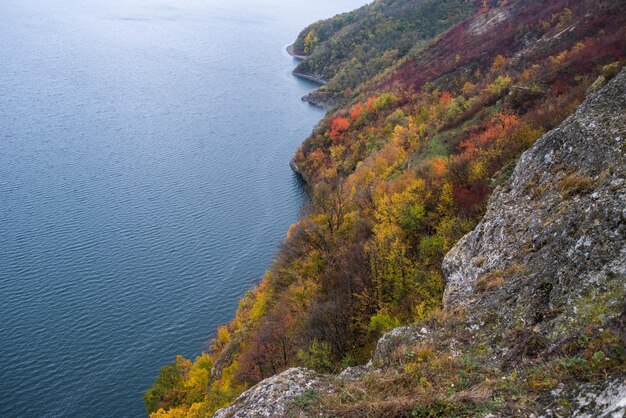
left=293, top=0, right=475, bottom=95
left=146, top=0, right=625, bottom=415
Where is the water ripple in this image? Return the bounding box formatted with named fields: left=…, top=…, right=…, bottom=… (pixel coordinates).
left=0, top=0, right=364, bottom=416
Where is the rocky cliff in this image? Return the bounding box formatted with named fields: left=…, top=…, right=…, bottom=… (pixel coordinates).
left=442, top=65, right=626, bottom=367
left=213, top=69, right=625, bottom=417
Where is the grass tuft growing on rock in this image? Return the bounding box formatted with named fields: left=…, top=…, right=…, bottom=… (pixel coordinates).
left=558, top=173, right=594, bottom=199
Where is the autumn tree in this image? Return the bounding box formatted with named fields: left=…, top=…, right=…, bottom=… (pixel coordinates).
left=329, top=116, right=350, bottom=142
left=303, top=30, right=318, bottom=54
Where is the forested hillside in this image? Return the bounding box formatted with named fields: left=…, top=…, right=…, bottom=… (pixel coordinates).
left=145, top=0, right=626, bottom=416
left=215, top=69, right=626, bottom=417
left=291, top=0, right=475, bottom=96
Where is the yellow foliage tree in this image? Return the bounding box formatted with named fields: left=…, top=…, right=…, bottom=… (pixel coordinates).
left=303, top=31, right=319, bottom=54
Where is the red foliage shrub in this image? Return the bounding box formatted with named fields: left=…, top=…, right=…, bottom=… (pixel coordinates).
left=453, top=182, right=490, bottom=215
left=329, top=117, right=350, bottom=142
left=439, top=91, right=454, bottom=106
left=349, top=103, right=364, bottom=120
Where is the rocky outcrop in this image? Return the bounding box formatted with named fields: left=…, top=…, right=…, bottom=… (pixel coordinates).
left=289, top=158, right=304, bottom=178
left=371, top=325, right=430, bottom=366
left=213, top=368, right=335, bottom=418
left=292, top=70, right=327, bottom=85
left=299, top=89, right=339, bottom=110
left=549, top=376, right=626, bottom=418
left=442, top=68, right=625, bottom=359
left=467, top=6, right=510, bottom=35
left=288, top=52, right=339, bottom=110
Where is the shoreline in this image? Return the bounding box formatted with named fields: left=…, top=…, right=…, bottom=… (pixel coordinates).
left=286, top=44, right=308, bottom=60
left=286, top=44, right=328, bottom=85
left=286, top=44, right=330, bottom=109
left=292, top=70, right=327, bottom=85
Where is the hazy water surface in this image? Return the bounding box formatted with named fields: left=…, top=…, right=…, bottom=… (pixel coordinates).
left=0, top=0, right=364, bottom=415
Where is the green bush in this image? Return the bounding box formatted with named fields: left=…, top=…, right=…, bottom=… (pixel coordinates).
left=296, top=340, right=335, bottom=373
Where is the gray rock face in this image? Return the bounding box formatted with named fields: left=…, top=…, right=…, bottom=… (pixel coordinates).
left=213, top=368, right=334, bottom=418
left=570, top=377, right=626, bottom=418
left=300, top=90, right=339, bottom=110
left=372, top=325, right=430, bottom=366
left=442, top=69, right=626, bottom=348
left=337, top=364, right=372, bottom=380
left=538, top=376, right=626, bottom=418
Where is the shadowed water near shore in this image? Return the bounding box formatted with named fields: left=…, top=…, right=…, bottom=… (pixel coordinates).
left=0, top=0, right=364, bottom=416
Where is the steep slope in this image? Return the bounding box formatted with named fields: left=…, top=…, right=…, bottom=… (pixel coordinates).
left=443, top=68, right=626, bottom=346
left=290, top=0, right=476, bottom=108
left=292, top=0, right=626, bottom=183
left=215, top=68, right=626, bottom=418
left=145, top=0, right=626, bottom=416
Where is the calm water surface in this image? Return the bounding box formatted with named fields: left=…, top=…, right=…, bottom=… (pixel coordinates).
left=0, top=0, right=364, bottom=416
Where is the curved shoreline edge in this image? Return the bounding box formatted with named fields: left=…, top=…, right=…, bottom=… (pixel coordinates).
left=292, top=71, right=328, bottom=85
left=286, top=44, right=307, bottom=60
left=286, top=44, right=328, bottom=85
left=287, top=43, right=333, bottom=177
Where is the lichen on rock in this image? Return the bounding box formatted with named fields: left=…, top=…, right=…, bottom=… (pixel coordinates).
left=442, top=68, right=626, bottom=360
left=372, top=325, right=430, bottom=367
left=213, top=368, right=335, bottom=418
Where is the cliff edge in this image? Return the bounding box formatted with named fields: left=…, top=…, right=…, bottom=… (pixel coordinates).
left=442, top=66, right=626, bottom=362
